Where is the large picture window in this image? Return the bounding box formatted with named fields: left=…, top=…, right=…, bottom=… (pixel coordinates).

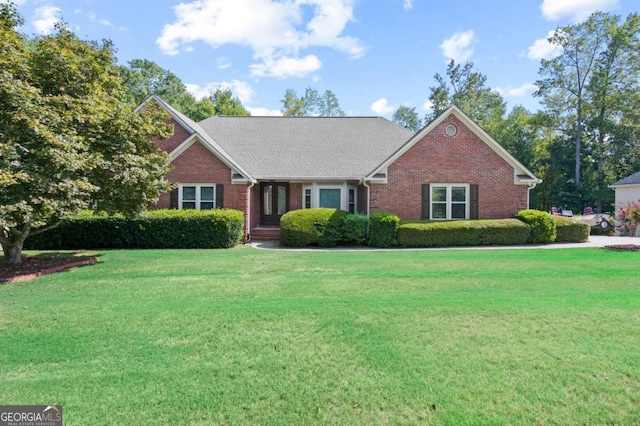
left=431, top=184, right=468, bottom=219
left=180, top=184, right=216, bottom=210
left=303, top=184, right=357, bottom=212
left=319, top=189, right=341, bottom=209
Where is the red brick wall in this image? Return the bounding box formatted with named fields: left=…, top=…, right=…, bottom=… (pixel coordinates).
left=156, top=118, right=192, bottom=153
left=289, top=183, right=303, bottom=211
left=370, top=115, right=529, bottom=220
left=357, top=184, right=368, bottom=215
left=249, top=184, right=260, bottom=231
left=154, top=141, right=249, bottom=233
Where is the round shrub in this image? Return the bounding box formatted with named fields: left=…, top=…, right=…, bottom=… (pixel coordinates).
left=343, top=213, right=368, bottom=245
left=280, top=208, right=348, bottom=247
left=369, top=211, right=400, bottom=248
left=552, top=216, right=590, bottom=242
left=515, top=209, right=556, bottom=243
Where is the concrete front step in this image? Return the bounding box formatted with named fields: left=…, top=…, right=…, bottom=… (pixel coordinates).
left=251, top=227, right=281, bottom=241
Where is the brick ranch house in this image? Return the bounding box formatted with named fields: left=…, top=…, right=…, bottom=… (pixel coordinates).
left=144, top=95, right=541, bottom=240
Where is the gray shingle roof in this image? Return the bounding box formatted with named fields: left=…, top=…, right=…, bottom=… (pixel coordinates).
left=197, top=116, right=414, bottom=179
left=612, top=171, right=640, bottom=186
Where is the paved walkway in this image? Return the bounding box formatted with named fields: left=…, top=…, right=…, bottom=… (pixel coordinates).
left=251, top=235, right=640, bottom=251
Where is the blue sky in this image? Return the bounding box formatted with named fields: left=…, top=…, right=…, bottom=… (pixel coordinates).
left=6, top=0, right=637, bottom=117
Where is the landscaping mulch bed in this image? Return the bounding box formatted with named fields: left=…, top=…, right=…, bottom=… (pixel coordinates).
left=604, top=244, right=640, bottom=252
left=0, top=254, right=98, bottom=283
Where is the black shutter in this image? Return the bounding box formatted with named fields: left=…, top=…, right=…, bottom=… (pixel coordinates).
left=169, top=188, right=179, bottom=209
left=421, top=184, right=430, bottom=220
left=216, top=184, right=224, bottom=208
left=470, top=184, right=479, bottom=219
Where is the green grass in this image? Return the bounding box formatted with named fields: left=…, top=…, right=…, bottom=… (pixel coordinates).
left=1, top=247, right=639, bottom=425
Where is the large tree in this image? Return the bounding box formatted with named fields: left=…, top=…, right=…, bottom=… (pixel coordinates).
left=427, top=60, right=506, bottom=135
left=280, top=87, right=345, bottom=116
left=392, top=105, right=424, bottom=132
left=536, top=11, right=640, bottom=208
left=119, top=59, right=217, bottom=121
left=210, top=87, right=250, bottom=116
left=0, top=4, right=171, bottom=264
left=586, top=13, right=640, bottom=211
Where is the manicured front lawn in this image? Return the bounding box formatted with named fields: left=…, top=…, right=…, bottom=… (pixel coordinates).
left=1, top=247, right=639, bottom=425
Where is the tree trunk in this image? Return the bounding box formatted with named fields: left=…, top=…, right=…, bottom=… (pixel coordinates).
left=2, top=239, right=25, bottom=264
left=575, top=104, right=583, bottom=191
left=1, top=225, right=31, bottom=265
left=596, top=134, right=606, bottom=214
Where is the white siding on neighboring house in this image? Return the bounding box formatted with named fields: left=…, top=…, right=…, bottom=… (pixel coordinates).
left=613, top=185, right=640, bottom=210
left=609, top=171, right=640, bottom=222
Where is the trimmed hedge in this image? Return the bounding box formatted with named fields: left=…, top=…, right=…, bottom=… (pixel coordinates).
left=343, top=213, right=368, bottom=245
left=369, top=211, right=400, bottom=248
left=397, top=219, right=530, bottom=248
left=552, top=216, right=590, bottom=242
left=280, top=208, right=348, bottom=247
left=24, top=209, right=244, bottom=250
left=515, top=209, right=557, bottom=243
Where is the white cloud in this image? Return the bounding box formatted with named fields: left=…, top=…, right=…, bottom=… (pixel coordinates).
left=185, top=79, right=255, bottom=104
left=540, top=0, right=618, bottom=22
left=371, top=98, right=395, bottom=115
left=422, top=100, right=434, bottom=111
left=439, top=30, right=475, bottom=63
left=495, top=83, right=538, bottom=97
left=250, top=54, right=322, bottom=78
left=217, top=57, right=232, bottom=70
left=247, top=107, right=283, bottom=116
left=528, top=30, right=563, bottom=60
left=33, top=5, right=62, bottom=34
left=86, top=11, right=126, bottom=31
left=87, top=11, right=110, bottom=27
left=403, top=0, right=414, bottom=11
left=157, top=0, right=364, bottom=78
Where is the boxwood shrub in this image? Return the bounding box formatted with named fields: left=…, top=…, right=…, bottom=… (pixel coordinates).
left=369, top=211, right=400, bottom=248
left=515, top=209, right=557, bottom=243
left=24, top=209, right=244, bottom=250
left=280, top=208, right=348, bottom=247
left=343, top=213, right=368, bottom=245
left=397, top=219, right=530, bottom=248
left=553, top=215, right=590, bottom=242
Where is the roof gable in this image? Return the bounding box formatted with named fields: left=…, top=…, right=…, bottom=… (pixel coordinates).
left=138, top=95, right=254, bottom=182
left=365, top=105, right=540, bottom=185
left=610, top=171, right=640, bottom=187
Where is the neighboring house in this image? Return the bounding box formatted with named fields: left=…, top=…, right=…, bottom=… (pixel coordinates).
left=610, top=171, right=640, bottom=211
left=144, top=95, right=540, bottom=239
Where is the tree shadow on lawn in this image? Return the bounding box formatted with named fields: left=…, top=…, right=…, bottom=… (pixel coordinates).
left=0, top=252, right=99, bottom=283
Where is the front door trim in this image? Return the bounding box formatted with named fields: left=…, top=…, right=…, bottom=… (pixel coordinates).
left=260, top=182, right=289, bottom=226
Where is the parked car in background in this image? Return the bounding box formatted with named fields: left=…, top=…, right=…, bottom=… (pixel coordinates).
left=550, top=206, right=573, bottom=217
left=551, top=206, right=612, bottom=230
left=572, top=213, right=613, bottom=231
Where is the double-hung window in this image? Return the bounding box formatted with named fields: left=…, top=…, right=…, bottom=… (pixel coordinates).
left=180, top=184, right=216, bottom=210
left=431, top=184, right=469, bottom=219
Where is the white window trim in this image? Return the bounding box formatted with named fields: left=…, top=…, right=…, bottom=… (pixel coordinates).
left=430, top=183, right=469, bottom=220
left=179, top=183, right=216, bottom=210
left=302, top=183, right=357, bottom=212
